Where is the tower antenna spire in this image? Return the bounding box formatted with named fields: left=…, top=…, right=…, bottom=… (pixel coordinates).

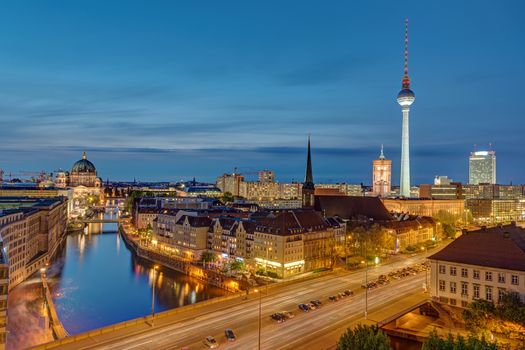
left=402, top=18, right=410, bottom=89
left=379, top=144, right=385, bottom=159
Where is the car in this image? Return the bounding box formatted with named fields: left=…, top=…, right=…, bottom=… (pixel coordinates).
left=225, top=329, right=236, bottom=341
left=343, top=290, right=354, bottom=297
left=338, top=292, right=346, bottom=298
left=271, top=313, right=285, bottom=322
left=307, top=303, right=317, bottom=310
left=298, top=303, right=309, bottom=312
left=329, top=295, right=339, bottom=302
left=203, top=336, right=218, bottom=348
left=310, top=299, right=322, bottom=307
left=281, top=311, right=295, bottom=319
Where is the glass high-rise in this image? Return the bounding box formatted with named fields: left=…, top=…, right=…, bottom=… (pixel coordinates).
left=469, top=150, right=496, bottom=185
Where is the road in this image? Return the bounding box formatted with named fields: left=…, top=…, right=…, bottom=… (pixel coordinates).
left=71, top=253, right=430, bottom=350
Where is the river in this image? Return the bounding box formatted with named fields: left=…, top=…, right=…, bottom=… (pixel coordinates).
left=46, top=211, right=226, bottom=335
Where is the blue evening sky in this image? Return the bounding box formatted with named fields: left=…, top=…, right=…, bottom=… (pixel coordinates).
left=0, top=1, right=524, bottom=184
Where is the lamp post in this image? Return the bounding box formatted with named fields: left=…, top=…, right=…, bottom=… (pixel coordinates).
left=256, top=288, right=262, bottom=350
left=421, top=246, right=428, bottom=292
left=151, top=265, right=159, bottom=326
left=364, top=258, right=368, bottom=320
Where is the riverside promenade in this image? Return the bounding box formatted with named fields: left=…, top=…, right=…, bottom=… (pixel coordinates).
left=41, top=272, right=69, bottom=339
left=119, top=224, right=243, bottom=292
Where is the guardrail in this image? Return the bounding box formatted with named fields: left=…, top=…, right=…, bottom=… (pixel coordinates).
left=41, top=274, right=69, bottom=339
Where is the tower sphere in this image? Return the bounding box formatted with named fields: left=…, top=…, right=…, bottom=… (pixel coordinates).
left=397, top=88, right=415, bottom=106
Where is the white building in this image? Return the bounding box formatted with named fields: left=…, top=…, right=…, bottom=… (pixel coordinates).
left=428, top=223, right=525, bottom=308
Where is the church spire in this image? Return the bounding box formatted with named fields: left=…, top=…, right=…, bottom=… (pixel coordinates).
left=304, top=135, right=314, bottom=188
left=379, top=144, right=385, bottom=159
left=302, top=135, right=315, bottom=208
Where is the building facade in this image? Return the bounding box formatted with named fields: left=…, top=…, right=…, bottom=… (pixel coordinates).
left=469, top=150, right=496, bottom=185
left=153, top=213, right=211, bottom=261
left=382, top=198, right=465, bottom=218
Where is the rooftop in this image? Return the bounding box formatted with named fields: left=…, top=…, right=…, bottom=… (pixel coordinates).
left=428, top=223, right=525, bottom=271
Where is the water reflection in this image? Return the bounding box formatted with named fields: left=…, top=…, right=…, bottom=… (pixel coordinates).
left=48, top=221, right=226, bottom=335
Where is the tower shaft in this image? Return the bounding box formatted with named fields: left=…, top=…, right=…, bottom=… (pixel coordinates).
left=400, top=107, right=411, bottom=197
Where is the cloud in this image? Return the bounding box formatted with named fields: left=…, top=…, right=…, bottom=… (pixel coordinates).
left=278, top=55, right=376, bottom=86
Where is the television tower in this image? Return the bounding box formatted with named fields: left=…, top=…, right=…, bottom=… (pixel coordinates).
left=396, top=18, right=415, bottom=197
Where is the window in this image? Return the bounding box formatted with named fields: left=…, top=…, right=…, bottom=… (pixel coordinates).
left=439, top=265, right=446, bottom=274
left=450, top=267, right=457, bottom=276
left=439, top=280, right=446, bottom=291
left=498, top=273, right=505, bottom=284
left=498, top=289, right=506, bottom=302
left=461, top=282, right=468, bottom=296
left=511, top=275, right=519, bottom=285
left=450, top=282, right=456, bottom=294
left=473, top=285, right=480, bottom=299
left=486, top=286, right=493, bottom=301
left=461, top=268, right=468, bottom=278
left=450, top=298, right=456, bottom=306
left=485, top=271, right=492, bottom=281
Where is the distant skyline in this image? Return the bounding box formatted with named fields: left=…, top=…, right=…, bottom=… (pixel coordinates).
left=1, top=1, right=524, bottom=184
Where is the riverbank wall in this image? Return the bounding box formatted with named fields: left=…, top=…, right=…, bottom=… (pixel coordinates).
left=119, top=225, right=240, bottom=293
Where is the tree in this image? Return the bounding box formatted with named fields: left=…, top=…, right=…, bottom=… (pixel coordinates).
left=496, top=291, right=525, bottom=326
left=221, top=191, right=234, bottom=204
left=229, top=260, right=246, bottom=272
left=442, top=223, right=456, bottom=239
left=337, top=324, right=391, bottom=350
left=349, top=225, right=395, bottom=259
left=422, top=330, right=498, bottom=350
left=434, top=209, right=459, bottom=226
left=200, top=251, right=217, bottom=269
left=462, top=300, right=496, bottom=335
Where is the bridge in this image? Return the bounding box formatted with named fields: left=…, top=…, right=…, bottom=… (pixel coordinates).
left=82, top=218, right=120, bottom=224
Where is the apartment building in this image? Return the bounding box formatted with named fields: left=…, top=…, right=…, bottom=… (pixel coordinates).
left=153, top=213, right=211, bottom=261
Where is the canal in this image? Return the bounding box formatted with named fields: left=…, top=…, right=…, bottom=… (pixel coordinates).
left=46, top=211, right=227, bottom=335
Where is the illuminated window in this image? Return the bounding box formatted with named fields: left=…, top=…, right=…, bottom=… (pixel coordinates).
left=439, top=265, right=446, bottom=274
left=450, top=282, right=456, bottom=294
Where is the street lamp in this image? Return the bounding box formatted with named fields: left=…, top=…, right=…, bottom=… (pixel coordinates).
left=422, top=246, right=429, bottom=293
left=151, top=265, right=159, bottom=326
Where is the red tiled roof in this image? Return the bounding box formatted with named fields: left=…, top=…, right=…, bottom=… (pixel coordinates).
left=428, top=224, right=525, bottom=271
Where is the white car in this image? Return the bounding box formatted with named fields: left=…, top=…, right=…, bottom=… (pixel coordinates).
left=203, top=336, right=218, bottom=348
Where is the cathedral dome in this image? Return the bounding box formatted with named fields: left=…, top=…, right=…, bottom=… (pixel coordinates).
left=71, top=152, right=96, bottom=173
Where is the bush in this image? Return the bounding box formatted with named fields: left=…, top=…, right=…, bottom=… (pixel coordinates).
left=267, top=271, right=279, bottom=279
